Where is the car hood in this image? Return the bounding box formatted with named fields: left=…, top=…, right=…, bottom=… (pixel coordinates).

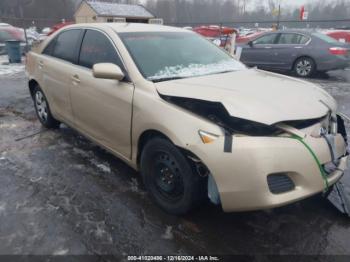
left=155, top=69, right=336, bottom=125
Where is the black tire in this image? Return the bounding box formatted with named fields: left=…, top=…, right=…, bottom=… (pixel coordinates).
left=293, top=57, right=316, bottom=78
left=140, top=138, right=205, bottom=215
left=33, top=85, right=60, bottom=129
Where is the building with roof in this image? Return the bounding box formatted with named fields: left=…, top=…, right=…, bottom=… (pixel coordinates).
left=74, top=0, right=160, bottom=24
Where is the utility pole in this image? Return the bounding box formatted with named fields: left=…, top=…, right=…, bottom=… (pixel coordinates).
left=276, top=3, right=281, bottom=29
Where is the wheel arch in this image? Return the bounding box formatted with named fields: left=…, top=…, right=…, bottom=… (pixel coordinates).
left=28, top=79, right=39, bottom=99
left=136, top=129, right=210, bottom=178
left=136, top=129, right=171, bottom=168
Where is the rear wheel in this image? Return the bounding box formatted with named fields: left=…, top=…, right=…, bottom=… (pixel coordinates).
left=293, top=57, right=316, bottom=78
left=33, top=86, right=60, bottom=129
left=140, top=138, right=205, bottom=215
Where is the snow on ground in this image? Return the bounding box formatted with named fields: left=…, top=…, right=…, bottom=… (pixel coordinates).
left=0, top=55, right=25, bottom=76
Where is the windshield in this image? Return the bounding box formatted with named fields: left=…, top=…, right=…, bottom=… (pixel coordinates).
left=119, top=31, right=246, bottom=82
left=312, top=32, right=339, bottom=44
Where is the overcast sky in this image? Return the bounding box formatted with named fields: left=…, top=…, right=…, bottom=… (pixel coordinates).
left=248, top=0, right=337, bottom=10
left=280, top=0, right=312, bottom=6
left=266, top=0, right=334, bottom=7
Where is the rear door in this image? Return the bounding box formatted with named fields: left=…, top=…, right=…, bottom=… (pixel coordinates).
left=272, top=33, right=311, bottom=69
left=240, top=33, right=278, bottom=68
left=40, top=29, right=84, bottom=124
left=69, top=29, right=134, bottom=158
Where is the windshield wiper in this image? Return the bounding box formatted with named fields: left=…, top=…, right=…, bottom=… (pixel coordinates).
left=152, top=76, right=185, bottom=83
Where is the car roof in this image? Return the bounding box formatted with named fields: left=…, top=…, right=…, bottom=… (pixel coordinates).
left=63, top=23, right=190, bottom=33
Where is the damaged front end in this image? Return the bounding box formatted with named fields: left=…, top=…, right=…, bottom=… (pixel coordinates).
left=161, top=94, right=350, bottom=215
left=160, top=95, right=281, bottom=137
left=326, top=114, right=350, bottom=217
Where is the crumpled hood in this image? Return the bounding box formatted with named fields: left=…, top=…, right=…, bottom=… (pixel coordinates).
left=155, top=69, right=337, bottom=125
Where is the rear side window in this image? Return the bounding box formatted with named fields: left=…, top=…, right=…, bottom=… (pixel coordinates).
left=278, top=33, right=310, bottom=44
left=79, top=30, right=123, bottom=69
left=52, top=29, right=82, bottom=63
left=299, top=35, right=310, bottom=44
left=253, top=34, right=277, bottom=45
left=312, top=32, right=339, bottom=44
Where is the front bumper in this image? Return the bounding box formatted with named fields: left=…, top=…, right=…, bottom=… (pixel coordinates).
left=189, top=133, right=348, bottom=212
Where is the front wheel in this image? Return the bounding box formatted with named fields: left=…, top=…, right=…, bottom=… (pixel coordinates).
left=293, top=57, right=316, bottom=78
left=140, top=138, right=205, bottom=215
left=33, top=86, right=60, bottom=129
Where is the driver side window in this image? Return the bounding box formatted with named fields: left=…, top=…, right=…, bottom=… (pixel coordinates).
left=79, top=29, right=123, bottom=70
left=253, top=34, right=277, bottom=45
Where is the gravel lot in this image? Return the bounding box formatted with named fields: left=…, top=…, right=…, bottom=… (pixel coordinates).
left=0, top=60, right=350, bottom=258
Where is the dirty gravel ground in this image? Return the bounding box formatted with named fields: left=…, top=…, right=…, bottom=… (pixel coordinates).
left=0, top=65, right=350, bottom=258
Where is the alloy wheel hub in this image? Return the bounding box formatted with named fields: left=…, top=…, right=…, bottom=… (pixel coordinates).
left=296, top=60, right=312, bottom=76
left=35, top=91, right=48, bottom=122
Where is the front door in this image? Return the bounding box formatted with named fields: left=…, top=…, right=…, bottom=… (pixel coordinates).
left=241, top=33, right=279, bottom=68
left=70, top=29, right=134, bottom=159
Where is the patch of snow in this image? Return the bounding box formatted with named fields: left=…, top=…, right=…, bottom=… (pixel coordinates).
left=73, top=148, right=91, bottom=158
left=30, top=177, right=42, bottom=183
left=89, top=158, right=111, bottom=173
left=0, top=123, right=18, bottom=129
left=129, top=178, right=139, bottom=193
left=47, top=203, right=60, bottom=211
left=161, top=226, right=174, bottom=240
left=96, top=163, right=111, bottom=173
left=0, top=56, right=24, bottom=76
left=148, top=59, right=245, bottom=81
left=94, top=222, right=108, bottom=238
left=0, top=202, right=6, bottom=215
left=53, top=248, right=69, bottom=255
left=73, top=164, right=85, bottom=170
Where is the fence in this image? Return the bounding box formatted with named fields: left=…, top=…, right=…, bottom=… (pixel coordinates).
left=167, top=19, right=350, bottom=30
left=0, top=17, right=68, bottom=30
left=1, top=17, right=350, bottom=30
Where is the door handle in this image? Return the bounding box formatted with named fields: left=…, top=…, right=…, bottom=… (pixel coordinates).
left=264, top=46, right=272, bottom=49
left=72, top=75, right=81, bottom=84
left=38, top=61, right=44, bottom=69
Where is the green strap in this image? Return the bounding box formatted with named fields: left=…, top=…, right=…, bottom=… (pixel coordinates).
left=291, top=134, right=329, bottom=192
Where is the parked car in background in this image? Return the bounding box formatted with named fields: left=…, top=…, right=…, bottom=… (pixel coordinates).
left=35, top=28, right=51, bottom=42
left=238, top=28, right=256, bottom=37
left=236, top=31, right=265, bottom=44
left=239, top=30, right=350, bottom=77
left=26, top=23, right=348, bottom=215
left=193, top=25, right=237, bottom=48
left=25, top=27, right=40, bottom=45
left=47, top=21, right=74, bottom=36
left=325, top=30, right=350, bottom=43
left=42, top=27, right=52, bottom=35
left=0, top=24, right=26, bottom=55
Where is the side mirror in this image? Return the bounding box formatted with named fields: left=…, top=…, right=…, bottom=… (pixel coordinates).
left=248, top=41, right=254, bottom=47
left=93, top=63, right=125, bottom=81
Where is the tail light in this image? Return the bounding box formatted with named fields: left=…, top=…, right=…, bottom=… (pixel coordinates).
left=329, top=47, right=348, bottom=55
